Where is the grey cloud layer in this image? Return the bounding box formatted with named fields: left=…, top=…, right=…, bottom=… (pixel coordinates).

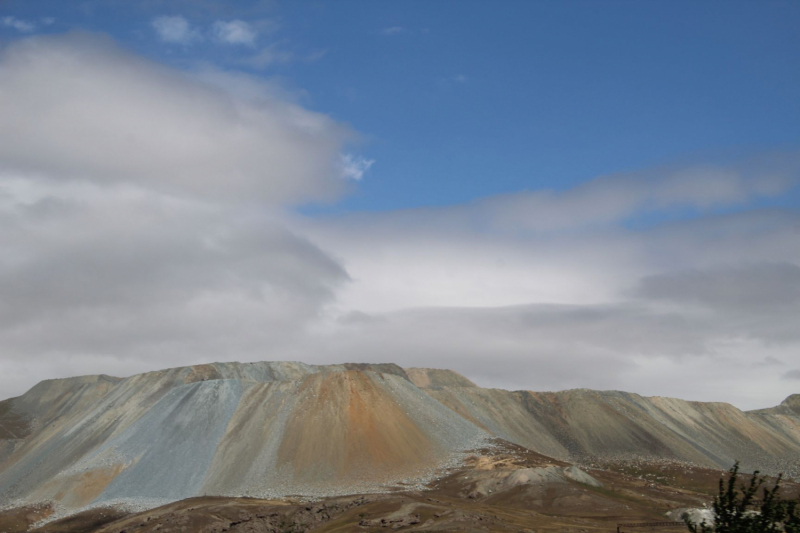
left=0, top=34, right=798, bottom=410
left=635, top=262, right=800, bottom=309
left=298, top=194, right=800, bottom=409
left=0, top=33, right=351, bottom=204
left=0, top=181, right=348, bottom=362
left=0, top=34, right=354, bottom=398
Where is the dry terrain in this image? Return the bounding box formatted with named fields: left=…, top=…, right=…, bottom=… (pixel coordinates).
left=3, top=439, right=799, bottom=533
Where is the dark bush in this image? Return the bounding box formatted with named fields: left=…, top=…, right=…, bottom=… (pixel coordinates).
left=686, top=461, right=800, bottom=533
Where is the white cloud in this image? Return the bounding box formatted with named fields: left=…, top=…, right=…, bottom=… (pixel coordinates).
left=473, top=160, right=798, bottom=233
left=380, top=26, right=407, bottom=36
left=239, top=43, right=294, bottom=69
left=340, top=154, right=375, bottom=181
left=212, top=19, right=257, bottom=46
left=1, top=16, right=35, bottom=32
left=300, top=160, right=800, bottom=317
left=305, top=49, right=328, bottom=62
left=0, top=33, right=353, bottom=204
left=151, top=15, right=202, bottom=45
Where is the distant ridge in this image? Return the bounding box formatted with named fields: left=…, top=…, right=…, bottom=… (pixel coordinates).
left=749, top=394, right=800, bottom=416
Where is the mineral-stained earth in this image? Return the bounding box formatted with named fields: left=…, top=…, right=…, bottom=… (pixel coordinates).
left=1, top=362, right=799, bottom=532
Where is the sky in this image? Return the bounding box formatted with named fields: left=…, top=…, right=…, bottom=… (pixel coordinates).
left=0, top=0, right=799, bottom=410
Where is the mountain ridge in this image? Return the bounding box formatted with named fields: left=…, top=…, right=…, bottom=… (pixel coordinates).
left=7, top=362, right=795, bottom=410
left=1, top=361, right=798, bottom=518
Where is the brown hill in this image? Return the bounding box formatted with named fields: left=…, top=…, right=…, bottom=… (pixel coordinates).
left=1, top=362, right=798, bottom=522
left=413, top=375, right=800, bottom=478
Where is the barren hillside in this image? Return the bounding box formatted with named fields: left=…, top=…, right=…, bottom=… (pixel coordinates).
left=1, top=362, right=798, bottom=521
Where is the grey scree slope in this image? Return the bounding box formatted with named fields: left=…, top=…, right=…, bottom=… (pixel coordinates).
left=1, top=361, right=799, bottom=516
left=0, top=362, right=489, bottom=514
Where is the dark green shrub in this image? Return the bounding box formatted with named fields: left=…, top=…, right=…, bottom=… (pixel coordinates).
left=686, top=461, right=800, bottom=532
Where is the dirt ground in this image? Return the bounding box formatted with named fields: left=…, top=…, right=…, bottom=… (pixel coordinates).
left=2, top=440, right=797, bottom=533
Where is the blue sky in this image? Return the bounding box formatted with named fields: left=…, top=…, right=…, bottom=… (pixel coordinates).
left=1, top=1, right=800, bottom=408
left=3, top=0, right=799, bottom=213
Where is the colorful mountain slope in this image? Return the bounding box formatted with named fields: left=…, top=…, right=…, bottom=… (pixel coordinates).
left=1, top=362, right=798, bottom=518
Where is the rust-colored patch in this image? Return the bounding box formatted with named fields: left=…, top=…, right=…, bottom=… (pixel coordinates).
left=344, top=371, right=430, bottom=468
left=277, top=371, right=433, bottom=482
left=67, top=464, right=125, bottom=508
left=36, top=464, right=125, bottom=509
